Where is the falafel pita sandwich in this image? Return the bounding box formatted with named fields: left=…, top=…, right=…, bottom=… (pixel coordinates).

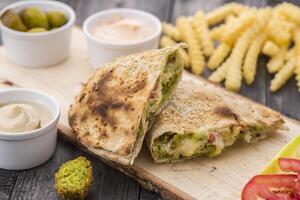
left=148, top=80, right=285, bottom=163
left=69, top=45, right=184, bottom=165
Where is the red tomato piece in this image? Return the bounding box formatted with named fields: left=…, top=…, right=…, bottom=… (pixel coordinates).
left=241, top=174, right=299, bottom=200
left=279, top=158, right=300, bottom=174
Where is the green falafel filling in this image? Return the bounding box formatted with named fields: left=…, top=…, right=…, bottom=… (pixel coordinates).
left=153, top=132, right=218, bottom=161
left=152, top=125, right=267, bottom=161
left=129, top=52, right=182, bottom=161
left=147, top=52, right=182, bottom=120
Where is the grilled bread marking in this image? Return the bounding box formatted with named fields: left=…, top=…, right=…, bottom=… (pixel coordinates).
left=69, top=46, right=183, bottom=165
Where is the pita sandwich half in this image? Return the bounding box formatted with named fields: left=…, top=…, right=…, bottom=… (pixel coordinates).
left=148, top=80, right=285, bottom=163
left=69, top=45, right=184, bottom=165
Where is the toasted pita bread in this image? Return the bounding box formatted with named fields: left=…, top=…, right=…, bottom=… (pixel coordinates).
left=148, top=80, right=285, bottom=163
left=69, top=45, right=184, bottom=165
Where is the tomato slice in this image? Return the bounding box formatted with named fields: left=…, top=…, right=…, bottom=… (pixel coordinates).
left=243, top=136, right=300, bottom=199
left=279, top=158, right=300, bottom=174
left=241, top=174, right=298, bottom=200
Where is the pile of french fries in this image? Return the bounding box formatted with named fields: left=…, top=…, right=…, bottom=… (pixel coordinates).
left=160, top=2, right=300, bottom=92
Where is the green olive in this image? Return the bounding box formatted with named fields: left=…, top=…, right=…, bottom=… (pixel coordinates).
left=1, top=9, right=27, bottom=32
left=20, top=7, right=49, bottom=30
left=50, top=27, right=57, bottom=31
left=47, top=11, right=67, bottom=28
left=28, top=27, right=47, bottom=33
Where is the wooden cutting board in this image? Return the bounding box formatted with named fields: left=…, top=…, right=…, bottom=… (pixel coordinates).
left=1, top=27, right=300, bottom=200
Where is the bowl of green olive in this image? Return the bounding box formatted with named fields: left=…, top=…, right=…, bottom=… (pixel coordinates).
left=0, top=1, right=75, bottom=67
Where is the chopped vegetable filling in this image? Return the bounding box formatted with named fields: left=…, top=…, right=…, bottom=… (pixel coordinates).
left=153, top=124, right=268, bottom=161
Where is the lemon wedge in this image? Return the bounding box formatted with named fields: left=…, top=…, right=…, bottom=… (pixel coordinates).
left=262, top=135, right=300, bottom=174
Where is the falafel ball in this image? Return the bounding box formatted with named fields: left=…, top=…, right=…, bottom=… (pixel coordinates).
left=55, top=156, right=93, bottom=200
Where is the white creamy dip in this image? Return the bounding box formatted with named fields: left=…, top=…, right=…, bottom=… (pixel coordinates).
left=91, top=15, right=154, bottom=44
left=0, top=102, right=53, bottom=133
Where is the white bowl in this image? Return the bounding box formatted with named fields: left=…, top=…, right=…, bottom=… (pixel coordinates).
left=0, top=1, right=76, bottom=68
left=0, top=88, right=60, bottom=170
left=83, top=8, right=162, bottom=70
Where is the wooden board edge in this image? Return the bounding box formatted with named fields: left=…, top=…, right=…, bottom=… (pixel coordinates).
left=283, top=116, right=300, bottom=126
left=58, top=125, right=195, bottom=200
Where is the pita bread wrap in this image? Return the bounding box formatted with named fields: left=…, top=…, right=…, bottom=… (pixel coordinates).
left=69, top=45, right=184, bottom=165
left=148, top=80, right=285, bottom=163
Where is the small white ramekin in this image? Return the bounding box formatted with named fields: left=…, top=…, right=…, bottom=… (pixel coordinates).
left=0, top=88, right=60, bottom=170
left=83, top=8, right=162, bottom=70
left=0, top=1, right=76, bottom=68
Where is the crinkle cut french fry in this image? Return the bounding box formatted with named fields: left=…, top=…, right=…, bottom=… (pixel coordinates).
left=210, top=25, right=225, bottom=41
left=210, top=15, right=236, bottom=41
left=225, top=14, right=236, bottom=23
left=193, top=11, right=214, bottom=57
left=269, top=15, right=295, bottom=30
left=160, top=36, right=190, bottom=68
left=225, top=22, right=261, bottom=92
left=243, top=32, right=267, bottom=85
left=276, top=2, right=300, bottom=25
left=293, top=28, right=300, bottom=52
left=267, top=19, right=292, bottom=47
left=206, top=3, right=244, bottom=26
left=160, top=35, right=174, bottom=48
left=285, top=48, right=295, bottom=61
left=177, top=17, right=205, bottom=75
left=221, top=11, right=256, bottom=45
left=162, top=22, right=182, bottom=41
left=254, top=8, right=272, bottom=28
left=268, top=29, right=291, bottom=47
left=267, top=23, right=290, bottom=73
left=208, top=59, right=230, bottom=83
left=207, top=43, right=231, bottom=70
left=280, top=20, right=295, bottom=30
left=293, top=28, right=300, bottom=92
left=262, top=40, right=280, bottom=57
left=241, top=10, right=271, bottom=83
left=267, top=47, right=287, bottom=73
left=270, top=59, right=296, bottom=92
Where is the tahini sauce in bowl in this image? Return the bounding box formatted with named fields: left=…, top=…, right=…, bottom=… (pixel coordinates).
left=0, top=88, right=60, bottom=170
left=0, top=102, right=52, bottom=133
